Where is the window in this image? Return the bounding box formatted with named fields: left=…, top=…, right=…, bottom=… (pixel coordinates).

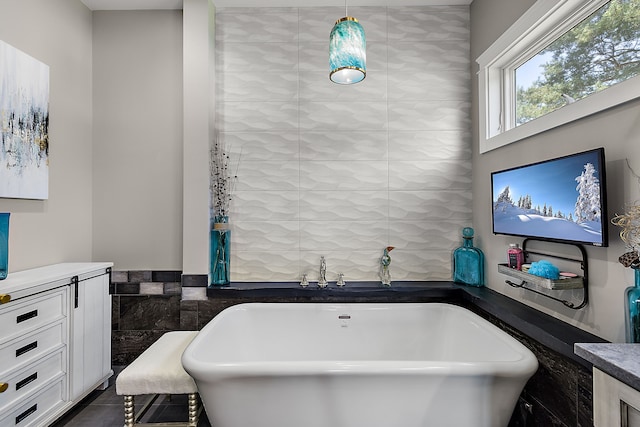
left=477, top=0, right=640, bottom=153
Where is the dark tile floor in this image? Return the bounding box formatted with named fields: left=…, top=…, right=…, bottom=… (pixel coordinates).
left=50, top=367, right=211, bottom=427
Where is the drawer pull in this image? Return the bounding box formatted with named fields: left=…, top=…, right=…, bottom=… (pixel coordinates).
left=16, top=404, right=37, bottom=424
left=16, top=372, right=37, bottom=390
left=0, top=382, right=8, bottom=393
left=16, top=341, right=38, bottom=358
left=16, top=310, right=38, bottom=324
left=0, top=294, right=10, bottom=304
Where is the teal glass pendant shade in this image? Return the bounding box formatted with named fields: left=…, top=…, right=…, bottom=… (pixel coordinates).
left=329, top=17, right=366, bottom=84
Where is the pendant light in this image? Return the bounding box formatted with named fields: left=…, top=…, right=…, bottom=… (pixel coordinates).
left=329, top=1, right=366, bottom=85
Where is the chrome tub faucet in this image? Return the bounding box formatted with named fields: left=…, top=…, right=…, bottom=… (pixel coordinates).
left=318, top=256, right=328, bottom=288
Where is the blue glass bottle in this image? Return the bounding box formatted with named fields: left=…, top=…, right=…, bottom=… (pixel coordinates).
left=453, top=227, right=485, bottom=287
left=0, top=213, right=9, bottom=280
left=625, top=268, right=640, bottom=342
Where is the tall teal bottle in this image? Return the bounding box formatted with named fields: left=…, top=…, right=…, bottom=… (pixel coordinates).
left=0, top=213, right=9, bottom=280
left=453, top=227, right=485, bottom=287
left=209, top=215, right=230, bottom=287
left=625, top=268, right=640, bottom=342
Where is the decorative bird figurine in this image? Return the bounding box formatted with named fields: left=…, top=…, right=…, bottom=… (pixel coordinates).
left=379, top=246, right=394, bottom=287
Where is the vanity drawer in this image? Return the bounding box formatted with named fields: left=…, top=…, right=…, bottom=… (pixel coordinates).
left=0, top=288, right=67, bottom=343
left=0, top=378, right=65, bottom=427
left=0, top=322, right=65, bottom=377
left=0, top=350, right=65, bottom=413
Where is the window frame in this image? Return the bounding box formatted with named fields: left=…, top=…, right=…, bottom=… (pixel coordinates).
left=477, top=0, right=640, bottom=153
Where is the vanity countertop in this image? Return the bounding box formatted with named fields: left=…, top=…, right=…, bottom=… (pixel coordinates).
left=575, top=343, right=640, bottom=391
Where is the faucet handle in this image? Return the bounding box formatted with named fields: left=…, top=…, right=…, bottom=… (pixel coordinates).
left=300, top=274, right=309, bottom=288
left=336, top=273, right=346, bottom=287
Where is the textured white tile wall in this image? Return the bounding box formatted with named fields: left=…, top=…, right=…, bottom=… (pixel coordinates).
left=215, top=6, right=472, bottom=283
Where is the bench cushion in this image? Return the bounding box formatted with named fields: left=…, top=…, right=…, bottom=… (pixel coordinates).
left=116, top=331, right=198, bottom=396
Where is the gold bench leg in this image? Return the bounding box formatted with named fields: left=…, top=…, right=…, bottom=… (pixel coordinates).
left=187, top=393, right=199, bottom=427
left=124, top=395, right=135, bottom=427
left=122, top=393, right=200, bottom=426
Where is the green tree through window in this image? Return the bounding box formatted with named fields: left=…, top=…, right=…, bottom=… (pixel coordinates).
left=516, top=0, right=640, bottom=125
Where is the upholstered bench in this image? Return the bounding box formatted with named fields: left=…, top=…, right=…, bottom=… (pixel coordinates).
left=116, top=331, right=200, bottom=427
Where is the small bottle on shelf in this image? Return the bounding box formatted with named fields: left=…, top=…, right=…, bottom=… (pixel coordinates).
left=508, top=243, right=525, bottom=270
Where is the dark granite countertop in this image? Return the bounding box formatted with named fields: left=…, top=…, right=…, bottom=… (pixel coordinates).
left=208, top=281, right=607, bottom=368
left=575, top=343, right=640, bottom=390
left=207, top=281, right=461, bottom=300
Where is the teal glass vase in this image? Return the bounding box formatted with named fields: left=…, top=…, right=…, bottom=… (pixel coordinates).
left=452, top=227, right=485, bottom=287
left=0, top=213, right=8, bottom=280
left=624, top=268, right=640, bottom=343
left=209, top=215, right=230, bottom=287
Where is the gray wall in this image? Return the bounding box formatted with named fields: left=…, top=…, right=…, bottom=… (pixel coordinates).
left=0, top=0, right=93, bottom=271
left=92, top=10, right=184, bottom=270
left=217, top=6, right=472, bottom=282
left=471, top=0, right=640, bottom=342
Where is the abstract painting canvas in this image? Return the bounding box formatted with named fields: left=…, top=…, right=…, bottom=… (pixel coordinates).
left=0, top=40, right=49, bottom=199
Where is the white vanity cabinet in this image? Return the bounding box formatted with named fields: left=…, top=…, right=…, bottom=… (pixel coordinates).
left=0, top=263, right=113, bottom=427
left=576, top=343, right=640, bottom=427
left=594, top=367, right=640, bottom=427
left=69, top=270, right=112, bottom=401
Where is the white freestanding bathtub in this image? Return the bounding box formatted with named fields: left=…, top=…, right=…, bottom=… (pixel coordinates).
left=182, top=303, right=538, bottom=427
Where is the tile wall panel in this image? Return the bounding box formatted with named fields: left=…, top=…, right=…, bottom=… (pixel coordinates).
left=393, top=220, right=468, bottom=251
left=388, top=131, right=471, bottom=160
left=387, top=70, right=470, bottom=101
left=388, top=160, right=472, bottom=190
left=216, top=42, right=299, bottom=72
left=222, top=131, right=299, bottom=161
left=218, top=101, right=299, bottom=132
left=215, top=11, right=299, bottom=43
left=387, top=101, right=471, bottom=131
left=299, top=190, right=389, bottom=221
left=298, top=7, right=388, bottom=43
left=231, top=250, right=302, bottom=281
left=299, top=220, right=387, bottom=251
left=299, top=71, right=388, bottom=101
left=299, top=161, right=388, bottom=190
left=235, top=160, right=299, bottom=191
left=388, top=190, right=473, bottom=221
left=234, top=220, right=300, bottom=251
left=299, top=101, right=388, bottom=131
left=387, top=41, right=470, bottom=71
left=387, top=6, right=469, bottom=41
left=222, top=71, right=299, bottom=101
left=216, top=6, right=472, bottom=282
left=299, top=131, right=388, bottom=161
left=230, top=191, right=299, bottom=221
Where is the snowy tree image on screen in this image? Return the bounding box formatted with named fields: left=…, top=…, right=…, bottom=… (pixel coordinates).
left=491, top=149, right=605, bottom=246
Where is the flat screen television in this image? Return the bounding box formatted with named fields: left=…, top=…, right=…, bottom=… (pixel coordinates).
left=491, top=147, right=608, bottom=247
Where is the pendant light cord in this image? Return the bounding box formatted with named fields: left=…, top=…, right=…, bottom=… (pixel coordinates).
left=345, top=0, right=348, bottom=17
